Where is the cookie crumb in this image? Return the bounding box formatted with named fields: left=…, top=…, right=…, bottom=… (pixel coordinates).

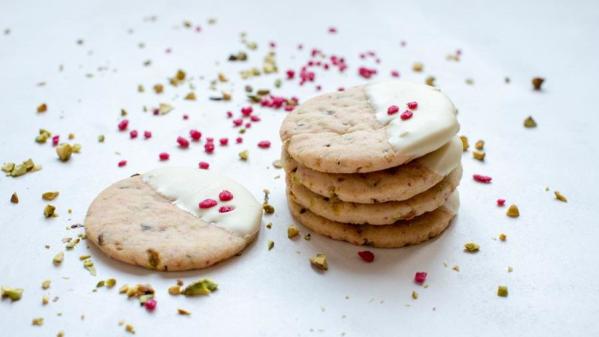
left=42, top=191, right=60, bottom=201
left=32, top=317, right=44, bottom=326
left=10, top=192, right=18, bottom=204
left=475, top=140, right=485, bottom=150
left=178, top=308, right=191, bottom=315
left=1, top=286, right=24, bottom=301
left=459, top=135, right=469, bottom=151
left=472, top=150, right=485, bottom=161
left=287, top=225, right=300, bottom=239
left=554, top=191, right=567, bottom=202
left=531, top=77, right=544, bottom=91
left=498, top=233, right=507, bottom=241
left=310, top=254, right=328, bottom=271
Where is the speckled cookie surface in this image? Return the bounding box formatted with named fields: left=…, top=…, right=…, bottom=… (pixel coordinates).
left=288, top=191, right=459, bottom=248
left=85, top=174, right=260, bottom=271
left=279, top=82, right=459, bottom=173
left=287, top=166, right=462, bottom=225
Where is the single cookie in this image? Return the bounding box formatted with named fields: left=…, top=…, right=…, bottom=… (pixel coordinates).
left=85, top=167, right=262, bottom=271
left=287, top=191, right=459, bottom=248
left=285, top=136, right=463, bottom=203
left=280, top=81, right=459, bottom=173
left=287, top=165, right=462, bottom=225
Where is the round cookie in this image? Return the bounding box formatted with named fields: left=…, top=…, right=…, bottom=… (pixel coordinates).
left=285, top=136, right=463, bottom=204
left=287, top=191, right=459, bottom=248
left=85, top=167, right=262, bottom=271
left=280, top=81, right=459, bottom=173
left=287, top=166, right=462, bottom=225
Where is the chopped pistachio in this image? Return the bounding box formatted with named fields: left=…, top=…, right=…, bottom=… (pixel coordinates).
left=265, top=222, right=272, bottom=229
left=68, top=133, right=75, bottom=140
left=98, top=135, right=105, bottom=143
left=1, top=162, right=15, bottom=173
left=475, top=140, right=485, bottom=150
left=65, top=238, right=80, bottom=249
left=1, top=287, right=24, bottom=301
left=464, top=242, right=480, bottom=253
left=41, top=280, right=51, bottom=290
left=182, top=279, right=218, bottom=296
left=72, top=143, right=81, bottom=153
left=32, top=317, right=44, bottom=326
left=507, top=266, right=513, bottom=273
left=304, top=233, right=312, bottom=241
left=263, top=204, right=274, bottom=214
left=158, top=103, right=174, bottom=115
left=267, top=240, right=275, bottom=251
left=37, top=103, right=48, bottom=113
left=153, top=83, right=164, bottom=94
left=425, top=76, right=436, bottom=86
left=44, top=204, right=56, bottom=218
left=10, top=192, right=18, bottom=204
left=411, top=291, right=419, bottom=300
left=310, top=253, right=328, bottom=271
left=137, top=84, right=145, bottom=93
left=82, top=258, right=96, bottom=276
left=42, top=295, right=49, bottom=305
left=524, top=116, right=537, bottom=128
left=238, top=150, right=249, bottom=161
left=96, top=280, right=105, bottom=288
left=287, top=225, right=300, bottom=239
left=119, top=285, right=129, bottom=294
left=125, top=324, right=135, bottom=334
left=53, top=251, right=64, bottom=265
left=42, top=191, right=59, bottom=201
left=554, top=191, right=567, bottom=202
left=497, top=285, right=509, bottom=297
left=499, top=233, right=507, bottom=241
left=57, top=330, right=65, bottom=337
left=168, top=285, right=181, bottom=296
left=472, top=150, right=485, bottom=161
left=106, top=278, right=117, bottom=288
left=178, top=308, right=191, bottom=315
left=56, top=143, right=73, bottom=161
left=272, top=159, right=283, bottom=169
left=506, top=204, right=520, bottom=218
left=459, top=135, right=469, bottom=151
left=532, top=77, right=544, bottom=90
left=184, top=92, right=196, bottom=100
left=412, top=62, right=423, bottom=72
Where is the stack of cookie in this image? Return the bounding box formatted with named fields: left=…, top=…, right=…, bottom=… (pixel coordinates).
left=280, top=81, right=462, bottom=248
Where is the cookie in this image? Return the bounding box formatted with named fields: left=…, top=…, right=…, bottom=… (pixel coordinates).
left=285, top=136, right=463, bottom=203
left=85, top=167, right=262, bottom=271
left=287, top=165, right=462, bottom=225
left=280, top=81, right=459, bottom=173
left=287, top=191, right=459, bottom=248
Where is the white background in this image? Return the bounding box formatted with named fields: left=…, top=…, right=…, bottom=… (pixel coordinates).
left=1, top=0, right=598, bottom=336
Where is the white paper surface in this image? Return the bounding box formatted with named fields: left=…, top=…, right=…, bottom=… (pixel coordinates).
left=1, top=0, right=598, bottom=336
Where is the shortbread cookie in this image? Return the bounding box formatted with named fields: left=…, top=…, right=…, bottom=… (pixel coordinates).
left=280, top=81, right=459, bottom=173
left=285, top=136, right=462, bottom=203
left=288, top=191, right=459, bottom=248
left=85, top=167, right=262, bottom=271
left=288, top=166, right=461, bottom=225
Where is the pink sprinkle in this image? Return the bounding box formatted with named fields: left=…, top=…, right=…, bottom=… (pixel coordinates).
left=400, top=110, right=413, bottom=120
left=129, top=130, right=138, bottom=139
left=143, top=131, right=152, bottom=139
left=357, top=251, right=375, bottom=263
left=250, top=115, right=261, bottom=122
left=117, top=119, right=129, bottom=131
left=236, top=137, right=243, bottom=144
left=497, top=199, right=506, bottom=207
left=159, top=152, right=169, bottom=161
left=219, top=138, right=228, bottom=146
left=183, top=114, right=189, bottom=120
left=198, top=161, right=210, bottom=169
left=414, top=272, right=427, bottom=284
left=358, top=66, right=377, bottom=79
left=117, top=160, right=127, bottom=167
left=226, top=111, right=233, bottom=118
left=189, top=129, right=202, bottom=141
left=52, top=135, right=59, bottom=146
left=387, top=105, right=399, bottom=115
left=219, top=205, right=235, bottom=213
left=258, top=140, right=271, bottom=149
left=391, top=70, right=400, bottom=78
left=241, top=106, right=253, bottom=117
left=199, top=199, right=217, bottom=209
left=407, top=101, right=418, bottom=110
left=177, top=136, right=190, bottom=148
left=206, top=137, right=214, bottom=143
left=473, top=174, right=492, bottom=184
left=286, top=69, right=295, bottom=79
left=233, top=118, right=243, bottom=127
left=144, top=298, right=157, bottom=311
left=219, top=190, right=234, bottom=201
left=328, top=26, right=337, bottom=34
left=245, top=123, right=252, bottom=128
left=204, top=142, right=215, bottom=154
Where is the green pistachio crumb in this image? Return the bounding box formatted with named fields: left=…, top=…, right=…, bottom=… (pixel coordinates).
left=41, top=280, right=51, bottom=290
left=42, top=191, right=59, bottom=201
left=56, top=144, right=73, bottom=161
left=1, top=287, right=24, bottom=301
left=524, top=116, right=537, bottom=128
left=506, top=204, right=520, bottom=217
left=53, top=252, right=64, bottom=265
left=44, top=204, right=56, bottom=218
left=238, top=150, right=249, bottom=161
left=472, top=150, right=485, bottom=161
left=287, top=225, right=300, bottom=239
left=554, top=191, right=567, bottom=202
left=497, top=285, right=509, bottom=297
left=182, top=279, right=218, bottom=296
left=267, top=240, right=275, bottom=251
left=459, top=135, right=469, bottom=151
left=32, top=317, right=44, bottom=326
left=464, top=242, right=480, bottom=253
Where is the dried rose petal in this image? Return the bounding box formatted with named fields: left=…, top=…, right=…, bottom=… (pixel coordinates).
left=357, top=251, right=375, bottom=263
left=199, top=199, right=217, bottom=209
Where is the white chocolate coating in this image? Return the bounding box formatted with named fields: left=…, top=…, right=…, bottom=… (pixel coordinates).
left=142, top=167, right=262, bottom=238
left=418, top=136, right=463, bottom=176
left=366, top=81, right=459, bottom=159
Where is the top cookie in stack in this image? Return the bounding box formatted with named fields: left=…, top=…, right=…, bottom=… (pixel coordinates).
left=280, top=81, right=462, bottom=248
